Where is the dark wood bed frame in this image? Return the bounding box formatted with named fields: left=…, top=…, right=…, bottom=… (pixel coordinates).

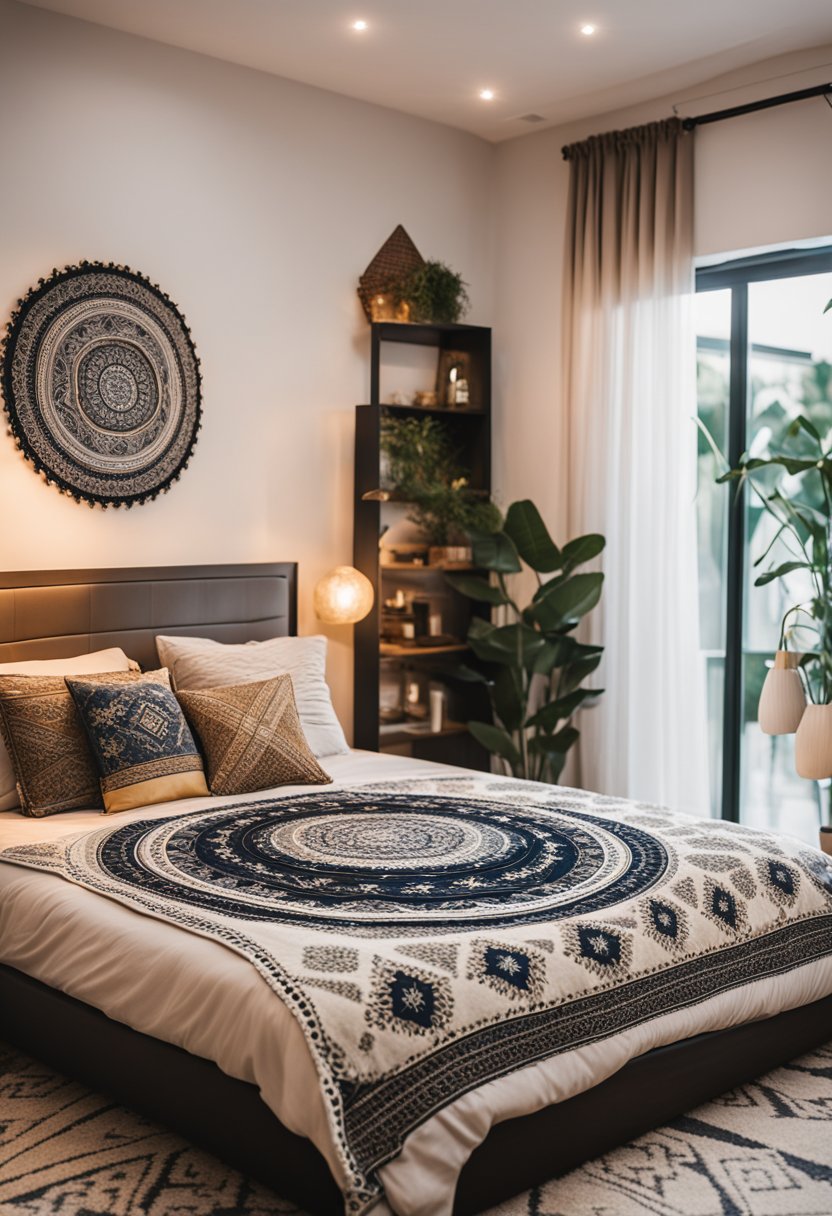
left=1, top=563, right=829, bottom=1214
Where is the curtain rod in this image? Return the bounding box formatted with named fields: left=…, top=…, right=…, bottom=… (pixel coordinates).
left=561, top=81, right=832, bottom=159
left=681, top=81, right=832, bottom=130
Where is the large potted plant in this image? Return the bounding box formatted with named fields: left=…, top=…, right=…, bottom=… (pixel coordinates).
left=447, top=500, right=605, bottom=782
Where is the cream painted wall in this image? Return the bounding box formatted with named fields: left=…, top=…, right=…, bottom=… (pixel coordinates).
left=492, top=45, right=832, bottom=533
left=0, top=0, right=496, bottom=736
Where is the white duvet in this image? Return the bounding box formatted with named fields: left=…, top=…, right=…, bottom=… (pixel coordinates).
left=1, top=750, right=831, bottom=1216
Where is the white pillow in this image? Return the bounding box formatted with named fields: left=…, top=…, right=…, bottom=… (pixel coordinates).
left=0, top=647, right=139, bottom=813
left=155, top=635, right=349, bottom=759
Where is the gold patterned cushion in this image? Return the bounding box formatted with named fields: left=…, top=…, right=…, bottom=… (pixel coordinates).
left=66, top=673, right=208, bottom=814
left=0, top=669, right=168, bottom=817
left=177, top=674, right=332, bottom=796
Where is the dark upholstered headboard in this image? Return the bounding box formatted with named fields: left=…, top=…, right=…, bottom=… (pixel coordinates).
left=0, top=563, right=297, bottom=670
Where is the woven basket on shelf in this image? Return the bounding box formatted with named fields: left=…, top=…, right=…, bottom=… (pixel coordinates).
left=358, top=225, right=424, bottom=322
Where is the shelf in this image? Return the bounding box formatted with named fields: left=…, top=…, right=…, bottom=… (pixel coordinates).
left=362, top=488, right=490, bottom=503
left=381, top=562, right=478, bottom=573
left=378, top=402, right=485, bottom=417
left=380, top=642, right=469, bottom=658
left=380, top=721, right=469, bottom=747
left=372, top=321, right=491, bottom=347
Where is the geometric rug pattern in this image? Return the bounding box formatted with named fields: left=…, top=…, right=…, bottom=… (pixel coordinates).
left=1, top=1040, right=830, bottom=1215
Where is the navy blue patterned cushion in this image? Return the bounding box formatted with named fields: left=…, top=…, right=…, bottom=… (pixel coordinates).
left=66, top=670, right=208, bottom=812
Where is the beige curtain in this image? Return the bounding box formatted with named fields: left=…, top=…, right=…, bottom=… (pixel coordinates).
left=562, top=119, right=709, bottom=815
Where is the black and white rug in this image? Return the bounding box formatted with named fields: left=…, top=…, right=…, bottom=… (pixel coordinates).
left=0, top=1040, right=830, bottom=1215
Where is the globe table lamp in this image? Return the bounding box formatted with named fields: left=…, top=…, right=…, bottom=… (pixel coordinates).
left=314, top=566, right=374, bottom=625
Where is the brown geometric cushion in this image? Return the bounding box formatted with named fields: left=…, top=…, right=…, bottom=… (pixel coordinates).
left=0, top=669, right=171, bottom=817
left=177, top=674, right=331, bottom=796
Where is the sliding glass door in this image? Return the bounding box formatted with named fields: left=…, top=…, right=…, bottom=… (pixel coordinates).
left=696, top=248, right=832, bottom=840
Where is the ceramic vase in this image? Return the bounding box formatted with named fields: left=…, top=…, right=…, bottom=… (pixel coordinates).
left=758, top=651, right=806, bottom=735
left=795, top=704, right=832, bottom=780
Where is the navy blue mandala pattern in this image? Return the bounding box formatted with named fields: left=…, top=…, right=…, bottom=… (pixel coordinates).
left=93, top=789, right=669, bottom=933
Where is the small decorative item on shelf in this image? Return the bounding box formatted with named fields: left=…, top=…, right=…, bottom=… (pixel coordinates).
left=436, top=351, right=473, bottom=407
left=414, top=390, right=438, bottom=408
left=412, top=599, right=430, bottom=638
left=357, top=225, right=424, bottom=323
left=380, top=543, right=429, bottom=567
left=429, top=544, right=472, bottom=567
left=404, top=669, right=428, bottom=720
left=379, top=662, right=405, bottom=724
left=429, top=686, right=445, bottom=733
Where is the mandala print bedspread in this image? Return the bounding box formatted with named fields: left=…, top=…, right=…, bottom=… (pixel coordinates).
left=4, top=775, right=832, bottom=1212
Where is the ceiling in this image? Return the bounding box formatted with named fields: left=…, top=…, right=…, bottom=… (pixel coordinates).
left=17, top=0, right=832, bottom=140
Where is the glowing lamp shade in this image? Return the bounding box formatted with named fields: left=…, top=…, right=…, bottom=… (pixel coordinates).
left=314, top=566, right=374, bottom=625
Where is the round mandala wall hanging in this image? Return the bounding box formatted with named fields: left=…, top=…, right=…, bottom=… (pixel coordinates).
left=1, top=262, right=201, bottom=507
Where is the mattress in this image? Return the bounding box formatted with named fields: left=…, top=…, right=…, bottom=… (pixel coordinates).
left=1, top=750, right=831, bottom=1215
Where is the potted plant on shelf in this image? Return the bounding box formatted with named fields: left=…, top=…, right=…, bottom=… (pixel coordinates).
left=395, top=261, right=470, bottom=325
left=380, top=415, right=500, bottom=564
left=447, top=500, right=605, bottom=783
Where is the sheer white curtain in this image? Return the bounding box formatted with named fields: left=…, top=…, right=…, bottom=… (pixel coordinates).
left=562, top=119, right=709, bottom=815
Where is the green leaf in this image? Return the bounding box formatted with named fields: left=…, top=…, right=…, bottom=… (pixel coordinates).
left=467, top=720, right=522, bottom=768
left=445, top=573, right=508, bottom=605
left=526, top=688, right=599, bottom=731
left=787, top=415, right=822, bottom=446
left=470, top=529, right=522, bottom=574
left=560, top=533, right=605, bottom=570
left=503, top=501, right=562, bottom=573
left=754, top=560, right=812, bottom=587
left=824, top=298, right=832, bottom=314
left=493, top=665, right=524, bottom=732
left=717, top=455, right=826, bottom=481
left=530, top=573, right=604, bottom=632
left=532, top=572, right=567, bottom=603
left=528, top=725, right=579, bottom=756
left=468, top=619, right=546, bottom=668
left=558, top=654, right=603, bottom=694
left=531, top=639, right=563, bottom=675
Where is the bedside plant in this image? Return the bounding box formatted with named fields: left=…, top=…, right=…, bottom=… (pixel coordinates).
left=447, top=500, right=605, bottom=783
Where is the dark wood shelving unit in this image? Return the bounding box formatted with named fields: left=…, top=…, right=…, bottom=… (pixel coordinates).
left=354, top=321, right=492, bottom=769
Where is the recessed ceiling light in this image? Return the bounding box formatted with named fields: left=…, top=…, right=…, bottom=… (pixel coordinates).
left=479, top=88, right=495, bottom=101
left=351, top=19, right=368, bottom=31
left=580, top=23, right=596, bottom=36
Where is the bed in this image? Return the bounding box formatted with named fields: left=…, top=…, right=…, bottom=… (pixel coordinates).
left=0, top=563, right=830, bottom=1216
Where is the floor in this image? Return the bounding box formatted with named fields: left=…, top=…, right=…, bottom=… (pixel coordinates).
left=1, top=1040, right=830, bottom=1216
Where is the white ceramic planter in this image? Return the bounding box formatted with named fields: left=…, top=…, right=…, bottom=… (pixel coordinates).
left=795, top=703, right=832, bottom=780
left=758, top=652, right=806, bottom=735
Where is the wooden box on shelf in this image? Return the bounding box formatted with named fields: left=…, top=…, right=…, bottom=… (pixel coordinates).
left=353, top=322, right=492, bottom=769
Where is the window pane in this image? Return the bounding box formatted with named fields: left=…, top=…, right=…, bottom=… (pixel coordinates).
left=743, top=270, right=832, bottom=842
left=695, top=288, right=731, bottom=818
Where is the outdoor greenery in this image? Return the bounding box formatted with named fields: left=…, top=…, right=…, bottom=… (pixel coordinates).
left=709, top=403, right=832, bottom=706
left=447, top=500, right=605, bottom=782
left=380, top=415, right=500, bottom=546
left=396, top=260, right=470, bottom=324
left=698, top=341, right=832, bottom=718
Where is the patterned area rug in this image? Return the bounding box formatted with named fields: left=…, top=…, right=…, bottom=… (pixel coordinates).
left=1, top=1040, right=830, bottom=1216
